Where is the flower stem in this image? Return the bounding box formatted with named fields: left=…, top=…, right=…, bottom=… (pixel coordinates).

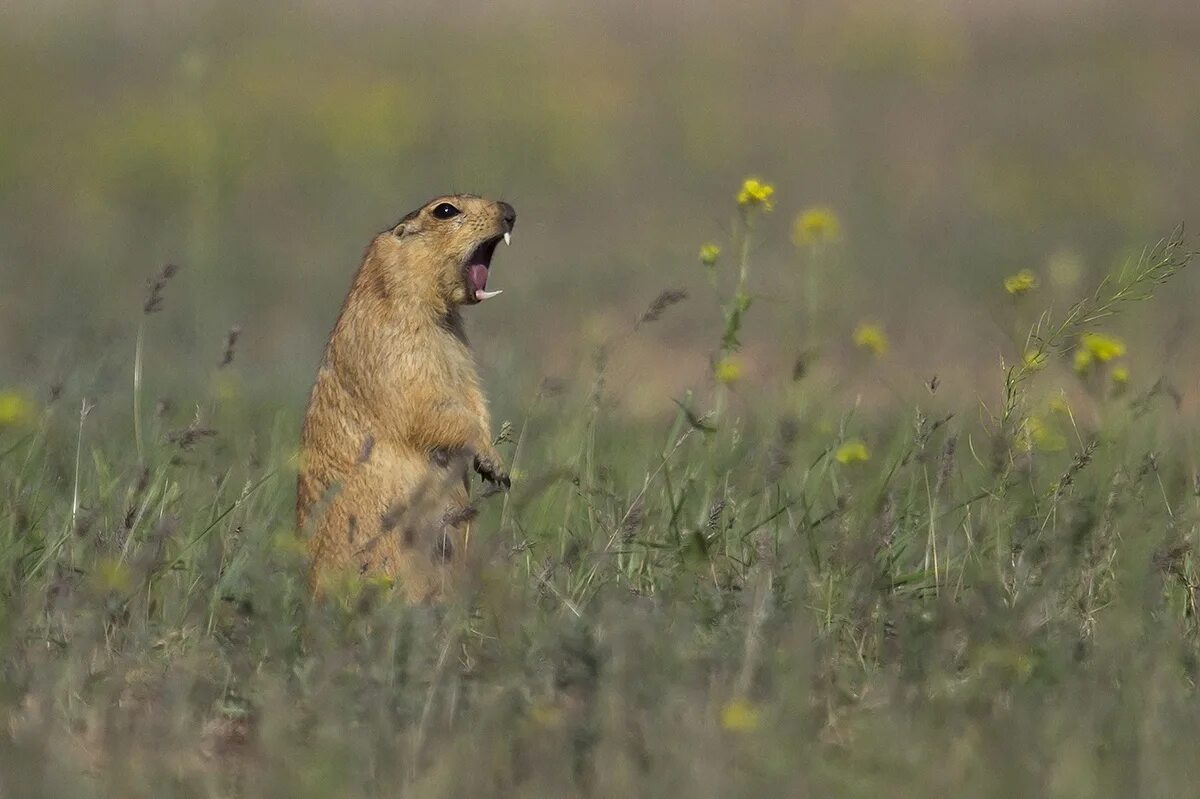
left=133, top=319, right=145, bottom=462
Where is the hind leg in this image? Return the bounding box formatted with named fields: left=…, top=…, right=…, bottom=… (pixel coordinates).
left=306, top=460, right=472, bottom=603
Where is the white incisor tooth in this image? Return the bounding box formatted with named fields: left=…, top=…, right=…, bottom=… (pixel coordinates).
left=476, top=289, right=503, bottom=301
left=503, top=231, right=511, bottom=246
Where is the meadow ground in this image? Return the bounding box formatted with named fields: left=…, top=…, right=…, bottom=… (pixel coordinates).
left=6, top=2, right=1200, bottom=796
left=2, top=187, right=1198, bottom=796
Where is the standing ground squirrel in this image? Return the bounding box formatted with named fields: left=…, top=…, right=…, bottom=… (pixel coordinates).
left=297, top=194, right=515, bottom=602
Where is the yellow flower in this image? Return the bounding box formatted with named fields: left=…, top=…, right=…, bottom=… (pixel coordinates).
left=1080, top=332, right=1126, bottom=363
left=853, top=323, right=888, bottom=357
left=94, top=557, right=132, bottom=593
left=528, top=701, right=564, bottom=730
left=212, top=372, right=239, bottom=402
left=1073, top=349, right=1093, bottom=375
left=365, top=573, right=396, bottom=590
left=1025, top=416, right=1065, bottom=452
left=272, top=531, right=309, bottom=556
left=736, top=178, right=775, bottom=212
left=699, top=243, right=721, bottom=266
left=1003, top=269, right=1038, bottom=296
left=0, top=391, right=34, bottom=428
left=1111, top=365, right=1129, bottom=386
left=1048, top=393, right=1071, bottom=416
left=792, top=206, right=841, bottom=245
left=1023, top=350, right=1047, bottom=372
left=720, top=699, right=759, bottom=732
left=713, top=356, right=743, bottom=385
left=835, top=439, right=870, bottom=464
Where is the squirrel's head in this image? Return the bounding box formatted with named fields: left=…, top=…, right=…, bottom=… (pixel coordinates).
left=374, top=194, right=516, bottom=311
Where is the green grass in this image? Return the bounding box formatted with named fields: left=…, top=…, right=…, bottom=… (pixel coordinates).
left=2, top=217, right=1199, bottom=797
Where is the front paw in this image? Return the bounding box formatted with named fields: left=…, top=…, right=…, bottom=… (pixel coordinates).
left=473, top=454, right=511, bottom=491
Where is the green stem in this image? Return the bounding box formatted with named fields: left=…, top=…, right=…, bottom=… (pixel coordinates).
left=719, top=211, right=754, bottom=357
left=133, top=319, right=145, bottom=463
left=805, top=243, right=821, bottom=341
left=736, top=213, right=752, bottom=291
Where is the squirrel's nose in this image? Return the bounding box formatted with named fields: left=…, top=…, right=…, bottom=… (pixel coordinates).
left=498, top=202, right=516, bottom=231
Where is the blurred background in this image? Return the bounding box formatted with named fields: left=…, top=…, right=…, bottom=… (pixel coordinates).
left=2, top=0, right=1198, bottom=423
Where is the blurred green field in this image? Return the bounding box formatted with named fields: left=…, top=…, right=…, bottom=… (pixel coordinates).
left=4, top=1, right=1200, bottom=796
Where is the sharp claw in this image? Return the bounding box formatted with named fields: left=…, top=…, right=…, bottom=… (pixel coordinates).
left=473, top=454, right=511, bottom=490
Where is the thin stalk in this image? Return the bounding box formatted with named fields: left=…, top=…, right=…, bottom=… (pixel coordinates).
left=805, top=243, right=821, bottom=341
left=133, top=320, right=145, bottom=462
left=70, top=399, right=90, bottom=528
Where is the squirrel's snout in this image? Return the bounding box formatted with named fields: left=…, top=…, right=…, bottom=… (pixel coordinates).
left=498, top=202, right=516, bottom=232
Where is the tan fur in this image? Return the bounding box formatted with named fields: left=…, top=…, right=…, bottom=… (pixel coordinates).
left=297, top=194, right=514, bottom=602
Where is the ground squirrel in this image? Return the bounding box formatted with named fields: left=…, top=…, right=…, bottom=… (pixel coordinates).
left=297, top=194, right=515, bottom=602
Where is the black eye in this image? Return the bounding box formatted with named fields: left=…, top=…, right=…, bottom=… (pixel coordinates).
left=431, top=202, right=460, bottom=220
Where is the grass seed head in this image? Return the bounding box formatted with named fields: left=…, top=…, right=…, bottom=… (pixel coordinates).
left=143, top=263, right=180, bottom=314
left=220, top=325, right=242, bottom=368
left=636, top=289, right=687, bottom=329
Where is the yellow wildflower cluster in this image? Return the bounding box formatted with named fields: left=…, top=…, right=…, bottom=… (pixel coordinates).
left=1003, top=269, right=1039, bottom=296
left=699, top=243, right=721, bottom=266
left=1074, top=332, right=1127, bottom=380
left=736, top=178, right=775, bottom=212
left=720, top=699, right=760, bottom=732
left=1080, top=333, right=1125, bottom=362
left=0, top=391, right=34, bottom=428
left=835, top=439, right=870, bottom=464
left=852, top=323, right=888, bottom=357
left=713, top=355, right=743, bottom=385
left=1071, top=351, right=1090, bottom=373
left=792, top=206, right=841, bottom=245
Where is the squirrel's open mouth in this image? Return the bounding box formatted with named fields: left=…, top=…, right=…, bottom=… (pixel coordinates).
left=464, top=231, right=510, bottom=303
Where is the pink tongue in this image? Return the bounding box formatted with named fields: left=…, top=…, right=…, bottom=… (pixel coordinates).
left=468, top=264, right=488, bottom=293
